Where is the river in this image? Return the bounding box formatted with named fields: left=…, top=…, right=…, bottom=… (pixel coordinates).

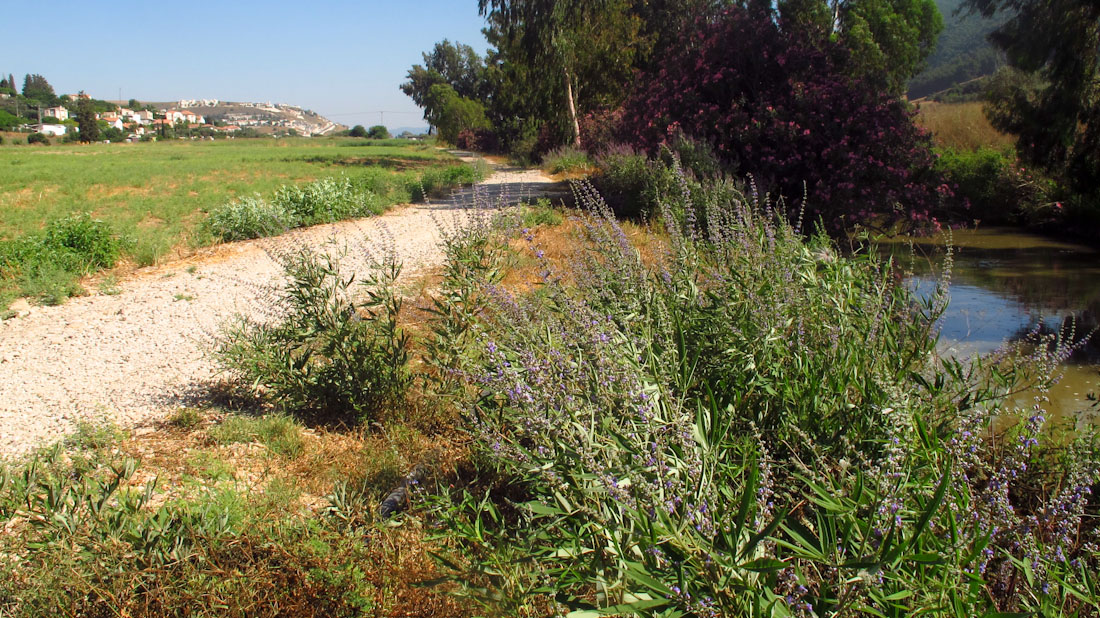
left=878, top=227, right=1100, bottom=428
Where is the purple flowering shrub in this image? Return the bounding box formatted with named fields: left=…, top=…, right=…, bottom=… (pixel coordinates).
left=428, top=177, right=1099, bottom=615
left=617, top=7, right=942, bottom=233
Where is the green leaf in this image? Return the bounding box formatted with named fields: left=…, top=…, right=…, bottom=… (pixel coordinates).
left=739, top=558, right=787, bottom=573
left=566, top=598, right=671, bottom=617
left=884, top=590, right=913, bottom=601
left=908, top=461, right=951, bottom=551
left=624, top=561, right=672, bottom=596
left=741, top=508, right=788, bottom=559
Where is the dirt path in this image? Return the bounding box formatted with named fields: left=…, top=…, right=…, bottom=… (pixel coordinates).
left=0, top=157, right=562, bottom=458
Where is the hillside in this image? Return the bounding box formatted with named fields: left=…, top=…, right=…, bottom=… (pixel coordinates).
left=149, top=99, right=345, bottom=136
left=907, top=0, right=1008, bottom=100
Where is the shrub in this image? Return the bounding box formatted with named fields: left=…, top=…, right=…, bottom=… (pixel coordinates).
left=428, top=177, right=1098, bottom=616
left=619, top=6, right=941, bottom=233
left=214, top=247, right=410, bottom=424
left=935, top=147, right=1059, bottom=225
left=593, top=141, right=741, bottom=224
left=26, top=132, right=48, bottom=145
left=367, top=125, right=391, bottom=140
left=272, top=176, right=380, bottom=226
left=204, top=194, right=298, bottom=242
left=0, top=212, right=121, bottom=304
left=349, top=124, right=368, bottom=138
left=540, top=145, right=591, bottom=175
left=407, top=162, right=487, bottom=202
left=454, top=127, right=499, bottom=153
left=41, top=213, right=122, bottom=271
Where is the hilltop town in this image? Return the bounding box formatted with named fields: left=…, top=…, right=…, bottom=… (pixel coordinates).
left=0, top=75, right=345, bottom=142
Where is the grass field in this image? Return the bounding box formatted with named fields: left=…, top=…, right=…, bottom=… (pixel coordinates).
left=0, top=137, right=477, bottom=306
left=914, top=100, right=1015, bottom=151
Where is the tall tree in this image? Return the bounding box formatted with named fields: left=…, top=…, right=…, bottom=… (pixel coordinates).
left=964, top=0, right=1100, bottom=192
left=75, top=92, right=99, bottom=143
left=400, top=40, right=488, bottom=128
left=21, top=74, right=55, bottom=101
left=779, top=0, right=943, bottom=92
left=478, top=0, right=647, bottom=148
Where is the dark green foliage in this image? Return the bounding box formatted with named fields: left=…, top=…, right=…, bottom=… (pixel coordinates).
left=0, top=109, right=30, bottom=130
left=21, top=73, right=54, bottom=102
left=620, top=7, right=941, bottom=232
left=75, top=93, right=98, bottom=143
left=25, top=132, right=48, bottom=145
left=964, top=0, right=1100, bottom=197
left=422, top=84, right=489, bottom=144
left=214, top=249, right=410, bottom=424
left=349, top=124, right=367, bottom=138
left=367, top=125, right=390, bottom=140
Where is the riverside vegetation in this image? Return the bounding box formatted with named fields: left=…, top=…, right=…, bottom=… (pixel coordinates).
left=0, top=163, right=1096, bottom=616
left=0, top=138, right=486, bottom=307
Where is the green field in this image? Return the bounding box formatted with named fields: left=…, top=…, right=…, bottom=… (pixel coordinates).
left=0, top=137, right=477, bottom=306
left=0, top=137, right=452, bottom=248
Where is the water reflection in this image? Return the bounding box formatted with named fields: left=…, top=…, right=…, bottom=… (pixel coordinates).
left=878, top=227, right=1100, bottom=423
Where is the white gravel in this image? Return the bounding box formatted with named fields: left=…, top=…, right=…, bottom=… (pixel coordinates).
left=0, top=160, right=560, bottom=458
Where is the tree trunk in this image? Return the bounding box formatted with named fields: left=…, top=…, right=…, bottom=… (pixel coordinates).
left=564, top=66, right=581, bottom=149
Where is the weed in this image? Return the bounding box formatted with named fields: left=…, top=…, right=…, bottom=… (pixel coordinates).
left=206, top=413, right=306, bottom=458
left=169, top=407, right=203, bottom=429
left=185, top=450, right=235, bottom=481
left=97, top=274, right=122, bottom=295
left=213, top=247, right=410, bottom=425
left=541, top=145, right=592, bottom=175
left=426, top=176, right=1099, bottom=616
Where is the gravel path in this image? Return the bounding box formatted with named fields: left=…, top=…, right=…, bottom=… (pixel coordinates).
left=0, top=157, right=562, bottom=458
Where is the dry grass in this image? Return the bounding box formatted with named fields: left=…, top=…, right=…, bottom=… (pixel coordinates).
left=915, top=101, right=1016, bottom=151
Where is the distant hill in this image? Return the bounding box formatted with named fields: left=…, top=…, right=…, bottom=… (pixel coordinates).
left=907, top=0, right=1009, bottom=100
left=148, top=100, right=345, bottom=136
left=392, top=126, right=430, bottom=137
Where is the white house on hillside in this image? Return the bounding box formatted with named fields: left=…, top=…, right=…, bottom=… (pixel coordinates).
left=35, top=124, right=67, bottom=136
left=43, top=106, right=69, bottom=121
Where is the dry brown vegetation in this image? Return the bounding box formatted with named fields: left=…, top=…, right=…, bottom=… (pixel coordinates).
left=914, top=101, right=1016, bottom=151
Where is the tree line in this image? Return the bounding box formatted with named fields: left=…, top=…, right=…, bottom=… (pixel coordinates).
left=401, top=0, right=1099, bottom=236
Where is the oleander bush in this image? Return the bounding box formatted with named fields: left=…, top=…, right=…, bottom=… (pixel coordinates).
left=425, top=176, right=1099, bottom=616
left=618, top=6, right=942, bottom=232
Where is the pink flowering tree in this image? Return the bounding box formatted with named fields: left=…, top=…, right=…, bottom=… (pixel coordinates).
left=619, top=6, right=942, bottom=232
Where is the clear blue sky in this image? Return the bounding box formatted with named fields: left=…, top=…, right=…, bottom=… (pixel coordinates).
left=3, top=0, right=491, bottom=132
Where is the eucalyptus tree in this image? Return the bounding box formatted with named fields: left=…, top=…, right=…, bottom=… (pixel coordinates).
left=965, top=0, right=1100, bottom=192
left=478, top=0, right=647, bottom=148
left=778, top=0, right=944, bottom=93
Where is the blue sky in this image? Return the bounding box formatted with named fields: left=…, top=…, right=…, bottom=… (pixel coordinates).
left=4, top=0, right=491, bottom=131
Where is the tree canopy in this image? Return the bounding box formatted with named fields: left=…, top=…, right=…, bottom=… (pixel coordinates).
left=779, top=0, right=944, bottom=92
left=964, top=0, right=1100, bottom=192
left=75, top=93, right=99, bottom=143
left=400, top=40, right=488, bottom=121
left=21, top=74, right=55, bottom=102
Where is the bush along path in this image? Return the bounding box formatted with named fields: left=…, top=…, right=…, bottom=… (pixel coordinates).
left=0, top=155, right=560, bottom=457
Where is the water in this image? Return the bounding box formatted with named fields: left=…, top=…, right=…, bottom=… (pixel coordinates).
left=877, top=227, right=1100, bottom=427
